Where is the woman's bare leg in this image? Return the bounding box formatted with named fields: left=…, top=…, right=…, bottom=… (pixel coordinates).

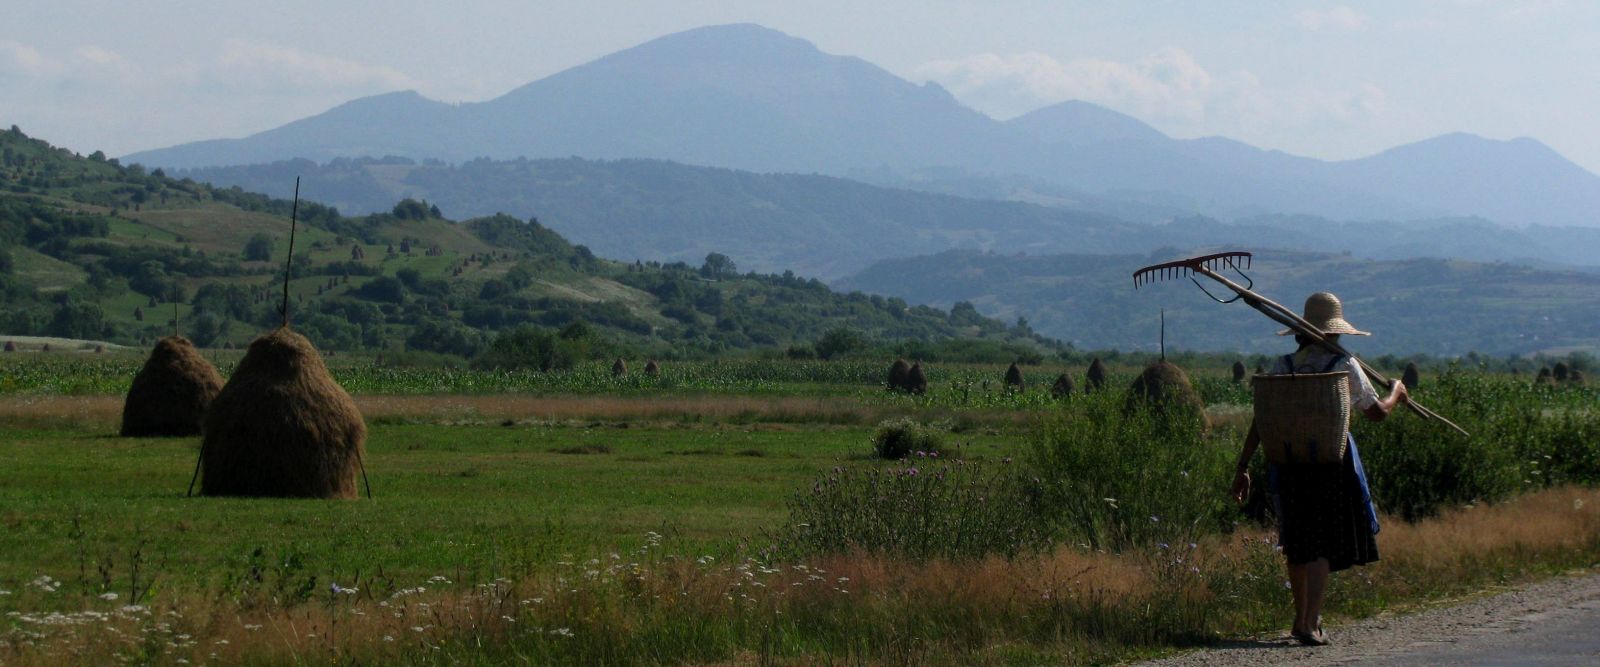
left=1304, top=558, right=1331, bottom=636
left=1288, top=560, right=1309, bottom=634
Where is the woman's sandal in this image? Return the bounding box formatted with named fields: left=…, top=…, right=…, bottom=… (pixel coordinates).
left=1295, top=627, right=1331, bottom=646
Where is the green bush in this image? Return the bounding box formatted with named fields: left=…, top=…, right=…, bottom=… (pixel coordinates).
left=1027, top=391, right=1233, bottom=551
left=872, top=417, right=942, bottom=460
left=768, top=457, right=1049, bottom=561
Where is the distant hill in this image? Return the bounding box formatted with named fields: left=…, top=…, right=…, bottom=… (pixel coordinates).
left=174, top=156, right=1600, bottom=279
left=0, top=128, right=1054, bottom=359
left=836, top=248, right=1600, bottom=356
left=126, top=23, right=1600, bottom=228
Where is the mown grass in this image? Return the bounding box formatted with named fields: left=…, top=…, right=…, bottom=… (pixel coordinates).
left=0, top=420, right=1023, bottom=590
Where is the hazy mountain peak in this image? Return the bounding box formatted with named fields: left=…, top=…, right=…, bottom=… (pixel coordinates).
left=1005, top=100, right=1169, bottom=146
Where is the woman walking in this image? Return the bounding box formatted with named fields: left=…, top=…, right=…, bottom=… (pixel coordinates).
left=1230, top=292, right=1408, bottom=646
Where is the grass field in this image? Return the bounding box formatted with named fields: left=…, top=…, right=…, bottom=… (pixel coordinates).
left=1, top=356, right=1597, bottom=664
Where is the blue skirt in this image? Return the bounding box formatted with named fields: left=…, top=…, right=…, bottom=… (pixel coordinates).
left=1269, top=435, right=1380, bottom=572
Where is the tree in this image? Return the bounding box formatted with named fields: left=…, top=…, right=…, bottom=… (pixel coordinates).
left=242, top=233, right=274, bottom=261
left=700, top=252, right=737, bottom=279
left=814, top=326, right=866, bottom=360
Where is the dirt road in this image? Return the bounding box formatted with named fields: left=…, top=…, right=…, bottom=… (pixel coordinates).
left=1140, top=571, right=1600, bottom=666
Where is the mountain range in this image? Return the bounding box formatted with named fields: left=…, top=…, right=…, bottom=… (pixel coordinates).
left=172, top=155, right=1600, bottom=280
left=836, top=249, right=1600, bottom=357
left=127, top=23, right=1600, bottom=229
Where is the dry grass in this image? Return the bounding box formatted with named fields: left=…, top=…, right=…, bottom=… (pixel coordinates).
left=6, top=486, right=1595, bottom=665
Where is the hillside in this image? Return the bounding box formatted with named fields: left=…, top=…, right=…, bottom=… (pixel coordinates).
left=0, top=128, right=1054, bottom=359
left=837, top=248, right=1600, bottom=356
left=174, top=156, right=1600, bottom=279
left=125, top=24, right=1600, bottom=228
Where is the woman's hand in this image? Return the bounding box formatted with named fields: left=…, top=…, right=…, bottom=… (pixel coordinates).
left=1230, top=470, right=1251, bottom=504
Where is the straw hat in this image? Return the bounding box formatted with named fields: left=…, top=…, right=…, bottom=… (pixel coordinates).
left=1277, top=292, right=1370, bottom=336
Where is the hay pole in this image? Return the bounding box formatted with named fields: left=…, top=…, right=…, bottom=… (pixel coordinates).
left=358, top=452, right=372, bottom=499
left=279, top=177, right=300, bottom=328
left=186, top=444, right=204, bottom=497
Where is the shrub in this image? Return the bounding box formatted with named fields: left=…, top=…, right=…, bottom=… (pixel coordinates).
left=871, top=417, right=943, bottom=460
left=1029, top=390, right=1230, bottom=550
left=769, top=457, right=1049, bottom=560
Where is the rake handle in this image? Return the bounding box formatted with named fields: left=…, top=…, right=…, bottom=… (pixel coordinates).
left=1191, top=265, right=1470, bottom=437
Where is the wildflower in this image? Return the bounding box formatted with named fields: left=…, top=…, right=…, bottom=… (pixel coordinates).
left=383, top=635, right=395, bottom=642
left=99, top=592, right=118, bottom=601
left=551, top=627, right=573, bottom=637
left=243, top=624, right=262, bottom=631
left=1150, top=515, right=1160, bottom=523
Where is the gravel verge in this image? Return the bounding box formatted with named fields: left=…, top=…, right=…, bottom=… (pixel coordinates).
left=1138, top=570, right=1600, bottom=666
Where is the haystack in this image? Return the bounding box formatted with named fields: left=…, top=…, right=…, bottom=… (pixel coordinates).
left=1402, top=362, right=1420, bottom=390
left=887, top=359, right=911, bottom=391
left=1086, top=358, right=1108, bottom=392
left=612, top=357, right=628, bottom=377
left=905, top=363, right=928, bottom=395
left=1124, top=360, right=1208, bottom=428
left=1554, top=362, right=1571, bottom=382
left=1004, top=363, right=1025, bottom=391
left=1536, top=367, right=1555, bottom=387
left=644, top=360, right=661, bottom=376
left=1570, top=370, right=1586, bottom=385
left=121, top=335, right=224, bottom=437
left=1231, top=360, right=1246, bottom=384
left=2, top=341, right=13, bottom=352
left=1050, top=373, right=1075, bottom=398
left=41, top=343, right=51, bottom=352
left=201, top=328, right=366, bottom=498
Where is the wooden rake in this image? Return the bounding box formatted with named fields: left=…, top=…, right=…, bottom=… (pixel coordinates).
left=1133, top=251, right=1468, bottom=437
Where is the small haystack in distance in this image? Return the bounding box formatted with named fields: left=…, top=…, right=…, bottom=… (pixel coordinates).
left=1231, top=360, right=1247, bottom=384
left=1050, top=373, right=1075, bottom=398
left=1570, top=370, right=1586, bottom=385
left=1554, top=362, right=1571, bottom=382
left=201, top=328, right=367, bottom=498
left=122, top=335, right=224, bottom=437
left=1402, top=362, right=1420, bottom=390
left=1086, top=358, right=1108, bottom=392
left=905, top=362, right=928, bottom=395
left=1536, top=367, right=1555, bottom=386
left=887, top=358, right=911, bottom=391
left=644, top=360, right=661, bottom=376
left=41, top=343, right=51, bottom=352
left=1124, top=360, right=1208, bottom=428
left=612, top=357, right=628, bottom=377
left=1004, top=362, right=1025, bottom=391
left=2, top=341, right=14, bottom=352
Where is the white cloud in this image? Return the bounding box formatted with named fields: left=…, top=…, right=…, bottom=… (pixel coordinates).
left=0, top=39, right=61, bottom=78
left=209, top=40, right=417, bottom=93
left=915, top=48, right=1390, bottom=152
left=1292, top=6, right=1369, bottom=32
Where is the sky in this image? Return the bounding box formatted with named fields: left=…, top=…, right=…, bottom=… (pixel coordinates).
left=4, top=1, right=1598, bottom=173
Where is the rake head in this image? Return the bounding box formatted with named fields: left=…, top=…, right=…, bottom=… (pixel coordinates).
left=1132, top=251, right=1252, bottom=289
